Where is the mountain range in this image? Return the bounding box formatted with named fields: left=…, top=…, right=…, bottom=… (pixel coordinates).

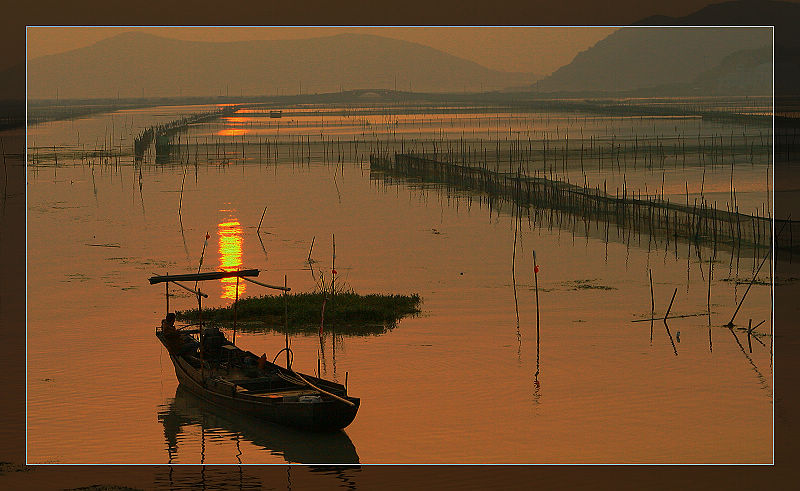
left=532, top=0, right=800, bottom=96
left=26, top=32, right=537, bottom=100
left=24, top=1, right=800, bottom=101
left=531, top=27, right=771, bottom=94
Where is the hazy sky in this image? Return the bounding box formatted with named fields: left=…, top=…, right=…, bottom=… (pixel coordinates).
left=26, top=27, right=618, bottom=76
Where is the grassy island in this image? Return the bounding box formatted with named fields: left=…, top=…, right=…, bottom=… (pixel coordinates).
left=176, top=291, right=422, bottom=336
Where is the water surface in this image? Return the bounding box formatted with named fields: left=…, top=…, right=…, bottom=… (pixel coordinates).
left=27, top=101, right=774, bottom=463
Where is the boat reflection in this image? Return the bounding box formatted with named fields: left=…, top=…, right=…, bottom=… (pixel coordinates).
left=218, top=216, right=246, bottom=300
left=158, top=386, right=360, bottom=464
left=153, top=464, right=362, bottom=490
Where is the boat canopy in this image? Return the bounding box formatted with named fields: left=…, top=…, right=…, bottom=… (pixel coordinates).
left=149, top=269, right=261, bottom=285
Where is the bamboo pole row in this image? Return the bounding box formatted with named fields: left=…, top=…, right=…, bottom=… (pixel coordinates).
left=370, top=152, right=796, bottom=252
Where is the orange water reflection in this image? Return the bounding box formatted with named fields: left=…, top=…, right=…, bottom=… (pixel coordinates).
left=224, top=116, right=251, bottom=123
left=218, top=128, right=248, bottom=137
left=217, top=218, right=245, bottom=300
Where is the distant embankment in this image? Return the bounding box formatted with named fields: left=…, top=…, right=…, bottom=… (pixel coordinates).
left=134, top=106, right=239, bottom=158
left=27, top=101, right=157, bottom=126
left=370, top=153, right=796, bottom=252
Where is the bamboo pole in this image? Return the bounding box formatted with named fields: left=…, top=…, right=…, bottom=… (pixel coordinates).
left=257, top=205, right=268, bottom=234
left=241, top=276, right=291, bottom=292
left=178, top=166, right=187, bottom=220
left=665, top=288, right=678, bottom=320
left=233, top=276, right=239, bottom=345
left=332, top=233, right=336, bottom=305
left=308, top=236, right=315, bottom=262
left=533, top=250, right=540, bottom=332
left=708, top=254, right=713, bottom=325
left=171, top=280, right=209, bottom=298
left=165, top=274, right=169, bottom=315
left=747, top=318, right=753, bottom=353
left=284, top=274, right=290, bottom=368
left=632, top=312, right=710, bottom=323
left=726, top=219, right=789, bottom=326
left=199, top=287, right=204, bottom=382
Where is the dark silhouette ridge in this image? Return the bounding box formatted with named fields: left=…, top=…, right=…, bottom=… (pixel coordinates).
left=634, top=0, right=799, bottom=47
left=532, top=1, right=800, bottom=96
left=635, top=0, right=800, bottom=95
left=533, top=27, right=771, bottom=94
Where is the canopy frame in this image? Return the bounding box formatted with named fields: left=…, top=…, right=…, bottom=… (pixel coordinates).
left=149, top=269, right=261, bottom=285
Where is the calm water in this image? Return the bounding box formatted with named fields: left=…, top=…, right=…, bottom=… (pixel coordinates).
left=27, top=102, right=774, bottom=463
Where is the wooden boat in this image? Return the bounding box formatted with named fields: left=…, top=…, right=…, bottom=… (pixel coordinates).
left=149, top=269, right=360, bottom=432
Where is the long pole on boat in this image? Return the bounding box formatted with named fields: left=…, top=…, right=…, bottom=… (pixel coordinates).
left=196, top=232, right=209, bottom=383
left=196, top=232, right=209, bottom=291
left=284, top=274, right=290, bottom=368
left=233, top=275, right=239, bottom=346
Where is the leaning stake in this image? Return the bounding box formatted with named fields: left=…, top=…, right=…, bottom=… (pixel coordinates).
left=726, top=218, right=790, bottom=327
left=257, top=205, right=268, bottom=234
left=665, top=288, right=678, bottom=321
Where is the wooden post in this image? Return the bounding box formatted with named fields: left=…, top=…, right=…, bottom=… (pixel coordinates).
left=165, top=273, right=169, bottom=315
left=533, top=250, right=540, bottom=333
left=199, top=287, right=204, bottom=383
left=726, top=219, right=789, bottom=327
left=319, top=295, right=327, bottom=335
left=665, top=288, right=678, bottom=320
left=284, top=274, right=290, bottom=368
left=663, top=289, right=679, bottom=356
left=257, top=205, right=268, bottom=234
left=708, top=255, right=713, bottom=325
left=233, top=275, right=239, bottom=346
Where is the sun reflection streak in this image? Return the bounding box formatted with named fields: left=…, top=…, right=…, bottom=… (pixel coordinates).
left=218, top=218, right=245, bottom=300
left=218, top=128, right=248, bottom=137
left=224, top=116, right=252, bottom=123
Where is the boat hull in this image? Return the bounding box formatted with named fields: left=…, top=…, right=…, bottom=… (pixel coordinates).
left=168, top=353, right=360, bottom=432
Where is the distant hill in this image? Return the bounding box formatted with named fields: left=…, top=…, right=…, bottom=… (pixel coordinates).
left=636, top=0, right=800, bottom=96
left=532, top=26, right=771, bottom=94
left=26, top=32, right=537, bottom=100
left=690, top=45, right=772, bottom=94
left=527, top=1, right=800, bottom=97
left=529, top=0, right=800, bottom=96
left=634, top=0, right=799, bottom=47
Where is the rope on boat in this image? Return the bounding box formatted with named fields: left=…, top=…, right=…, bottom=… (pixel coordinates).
left=272, top=347, right=294, bottom=366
